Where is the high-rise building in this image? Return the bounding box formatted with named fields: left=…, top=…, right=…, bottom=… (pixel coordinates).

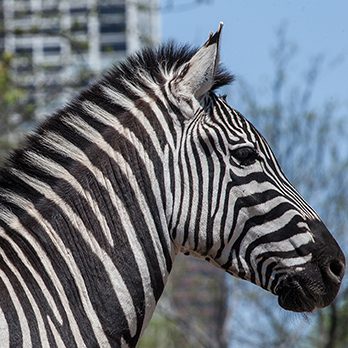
left=0, top=1, right=4, bottom=53
left=0, top=0, right=160, bottom=116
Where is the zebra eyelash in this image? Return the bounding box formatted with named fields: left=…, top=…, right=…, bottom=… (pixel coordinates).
left=230, top=146, right=260, bottom=166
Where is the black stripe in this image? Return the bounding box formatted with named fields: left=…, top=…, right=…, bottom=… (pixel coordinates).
left=0, top=275, right=23, bottom=347
left=0, top=214, right=79, bottom=347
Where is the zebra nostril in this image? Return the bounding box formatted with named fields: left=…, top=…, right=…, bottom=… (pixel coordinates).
left=327, top=259, right=345, bottom=283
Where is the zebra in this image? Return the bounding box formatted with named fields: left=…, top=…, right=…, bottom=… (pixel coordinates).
left=0, top=23, right=345, bottom=347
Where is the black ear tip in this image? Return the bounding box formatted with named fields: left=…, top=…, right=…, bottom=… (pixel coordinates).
left=205, top=22, right=224, bottom=47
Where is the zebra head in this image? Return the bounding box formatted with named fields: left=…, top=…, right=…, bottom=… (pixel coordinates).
left=167, top=24, right=345, bottom=312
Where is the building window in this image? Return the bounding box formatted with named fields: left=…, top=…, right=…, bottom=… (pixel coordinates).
left=41, top=8, right=59, bottom=17
left=70, top=6, right=88, bottom=15
left=100, top=23, right=125, bottom=34
left=14, top=9, right=33, bottom=18
left=43, top=45, right=61, bottom=55
left=97, top=4, right=125, bottom=15
left=41, top=64, right=63, bottom=72
left=71, top=21, right=88, bottom=32
left=16, top=63, right=33, bottom=73
left=41, top=26, right=60, bottom=35
left=100, top=42, right=126, bottom=53
left=15, top=46, right=33, bottom=55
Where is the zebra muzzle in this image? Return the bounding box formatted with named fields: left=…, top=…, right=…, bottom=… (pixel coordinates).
left=274, top=218, right=345, bottom=312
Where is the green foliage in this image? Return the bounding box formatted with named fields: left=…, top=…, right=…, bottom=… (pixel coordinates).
left=140, top=256, right=228, bottom=348
left=0, top=52, right=35, bottom=162
left=138, top=311, right=194, bottom=348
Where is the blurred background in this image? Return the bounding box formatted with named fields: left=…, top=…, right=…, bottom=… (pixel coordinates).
left=1, top=0, right=348, bottom=347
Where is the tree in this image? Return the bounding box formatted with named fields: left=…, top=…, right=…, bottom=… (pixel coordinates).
left=0, top=52, right=35, bottom=162
left=139, top=255, right=230, bottom=348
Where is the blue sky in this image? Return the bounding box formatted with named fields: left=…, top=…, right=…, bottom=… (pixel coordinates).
left=161, top=0, right=348, bottom=109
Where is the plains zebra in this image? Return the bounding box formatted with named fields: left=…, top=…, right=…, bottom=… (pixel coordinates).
left=0, top=23, right=345, bottom=347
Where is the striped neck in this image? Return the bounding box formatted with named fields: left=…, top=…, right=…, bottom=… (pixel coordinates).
left=0, top=86, right=177, bottom=346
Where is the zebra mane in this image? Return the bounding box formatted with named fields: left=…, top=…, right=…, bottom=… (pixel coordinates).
left=0, top=42, right=234, bottom=185
left=102, top=41, right=234, bottom=93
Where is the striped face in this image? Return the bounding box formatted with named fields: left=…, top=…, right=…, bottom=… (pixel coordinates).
left=169, top=25, right=345, bottom=312
left=208, top=95, right=320, bottom=281
left=174, top=92, right=345, bottom=312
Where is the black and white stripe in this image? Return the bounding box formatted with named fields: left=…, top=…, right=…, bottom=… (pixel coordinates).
left=0, top=25, right=344, bottom=346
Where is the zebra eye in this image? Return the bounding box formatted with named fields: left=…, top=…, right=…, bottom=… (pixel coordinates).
left=231, top=147, right=259, bottom=166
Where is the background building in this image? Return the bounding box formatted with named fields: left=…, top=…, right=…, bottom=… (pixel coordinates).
left=0, top=0, right=160, bottom=116
left=0, top=1, right=4, bottom=53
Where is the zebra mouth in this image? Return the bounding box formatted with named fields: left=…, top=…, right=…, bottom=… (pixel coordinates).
left=275, top=259, right=343, bottom=313
left=276, top=278, right=320, bottom=312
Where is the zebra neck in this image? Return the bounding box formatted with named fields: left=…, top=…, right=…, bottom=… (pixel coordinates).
left=0, top=102, right=177, bottom=345
left=73, top=102, right=177, bottom=343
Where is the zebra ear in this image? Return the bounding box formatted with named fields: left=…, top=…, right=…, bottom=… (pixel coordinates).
left=174, top=22, right=223, bottom=100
